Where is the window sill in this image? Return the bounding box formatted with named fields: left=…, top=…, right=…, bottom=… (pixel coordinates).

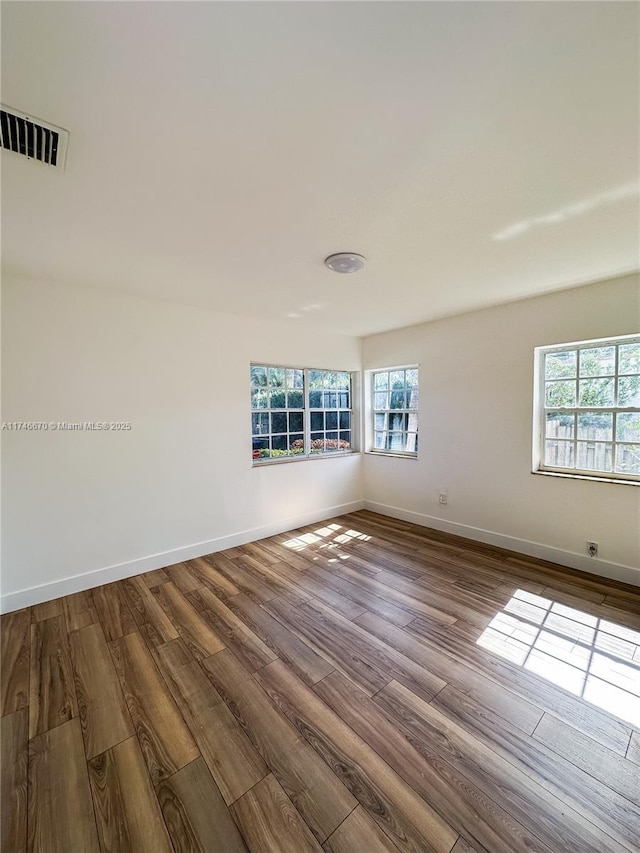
left=365, top=450, right=418, bottom=460
left=532, top=469, right=640, bottom=486
left=252, top=451, right=360, bottom=467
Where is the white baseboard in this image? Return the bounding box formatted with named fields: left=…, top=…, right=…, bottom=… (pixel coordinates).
left=0, top=500, right=365, bottom=613
left=364, top=500, right=640, bottom=588
left=4, top=496, right=637, bottom=612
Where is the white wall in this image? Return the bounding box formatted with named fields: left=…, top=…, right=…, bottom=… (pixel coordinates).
left=362, top=274, right=640, bottom=585
left=3, top=273, right=639, bottom=612
left=1, top=277, right=363, bottom=610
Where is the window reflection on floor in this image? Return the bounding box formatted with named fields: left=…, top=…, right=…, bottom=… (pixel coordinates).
left=477, top=589, right=640, bottom=727
left=282, top=524, right=371, bottom=553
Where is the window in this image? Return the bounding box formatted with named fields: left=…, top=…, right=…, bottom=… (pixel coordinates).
left=251, top=365, right=353, bottom=462
left=534, top=335, right=640, bottom=483
left=309, top=369, right=352, bottom=455
left=371, top=367, right=419, bottom=455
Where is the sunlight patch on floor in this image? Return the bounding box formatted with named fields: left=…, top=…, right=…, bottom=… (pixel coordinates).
left=477, top=589, right=640, bottom=727
left=283, top=524, right=370, bottom=552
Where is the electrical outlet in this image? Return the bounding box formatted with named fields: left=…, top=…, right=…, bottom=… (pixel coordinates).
left=439, top=493, right=448, bottom=505
left=587, top=541, right=599, bottom=558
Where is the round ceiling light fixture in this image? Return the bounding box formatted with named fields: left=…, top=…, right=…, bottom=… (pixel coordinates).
left=324, top=252, right=366, bottom=274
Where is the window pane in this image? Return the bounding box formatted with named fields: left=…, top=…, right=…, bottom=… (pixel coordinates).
left=310, top=412, right=324, bottom=431
left=576, top=441, right=612, bottom=472
left=388, top=432, right=405, bottom=451
left=339, top=431, right=351, bottom=448
left=389, top=412, right=407, bottom=431
left=374, top=392, right=387, bottom=409
left=286, top=390, right=304, bottom=409
left=389, top=390, right=405, bottom=409
left=545, top=380, right=576, bottom=407
left=326, top=431, right=338, bottom=441
left=545, top=439, right=575, bottom=468
left=619, top=344, right=640, bottom=375
left=251, top=366, right=267, bottom=388
left=289, top=434, right=304, bottom=452
left=251, top=389, right=268, bottom=409
left=615, top=444, right=640, bottom=475
left=270, top=412, right=287, bottom=434
left=337, top=390, right=350, bottom=408
left=577, top=412, right=613, bottom=441
left=324, top=391, right=338, bottom=409
left=375, top=413, right=385, bottom=430
left=271, top=434, right=287, bottom=451
left=309, top=370, right=324, bottom=388
left=405, top=433, right=418, bottom=453
left=390, top=370, right=405, bottom=388
left=374, top=431, right=386, bottom=449
left=325, top=372, right=338, bottom=389
left=269, top=390, right=286, bottom=408
left=310, top=437, right=325, bottom=453
left=268, top=367, right=285, bottom=387
left=336, top=372, right=350, bottom=390
left=326, top=412, right=338, bottom=430
left=252, top=437, right=268, bottom=454
left=406, top=368, right=418, bottom=388
left=579, top=347, right=615, bottom=377
left=252, top=413, right=269, bottom=435
left=287, top=369, right=303, bottom=389
left=309, top=390, right=322, bottom=408
left=545, top=351, right=576, bottom=379
left=616, top=413, right=640, bottom=442
left=375, top=372, right=389, bottom=390
left=288, top=412, right=303, bottom=432
left=578, top=378, right=614, bottom=407
left=339, top=411, right=351, bottom=430
left=618, top=376, right=640, bottom=406
left=545, top=412, right=575, bottom=438
left=407, top=387, right=419, bottom=409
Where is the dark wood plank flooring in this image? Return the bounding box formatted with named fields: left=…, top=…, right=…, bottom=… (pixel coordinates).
left=1, top=510, right=639, bottom=852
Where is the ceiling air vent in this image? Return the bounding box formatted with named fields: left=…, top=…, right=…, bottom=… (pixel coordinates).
left=0, top=105, right=69, bottom=169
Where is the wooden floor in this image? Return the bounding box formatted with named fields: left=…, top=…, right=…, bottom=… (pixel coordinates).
left=2, top=510, right=639, bottom=853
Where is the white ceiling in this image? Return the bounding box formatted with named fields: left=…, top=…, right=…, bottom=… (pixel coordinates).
left=2, top=1, right=639, bottom=336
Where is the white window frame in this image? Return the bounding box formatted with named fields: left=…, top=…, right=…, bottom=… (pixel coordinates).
left=533, top=334, right=640, bottom=484
left=251, top=364, right=356, bottom=464
left=368, top=365, right=419, bottom=457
